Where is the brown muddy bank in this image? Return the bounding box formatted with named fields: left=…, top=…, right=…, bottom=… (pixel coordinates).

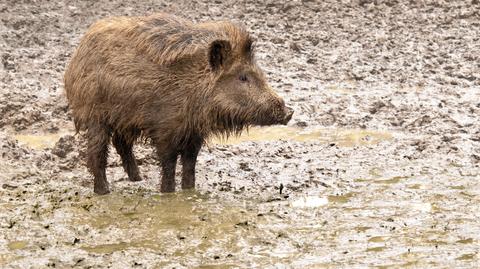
left=1, top=0, right=479, bottom=268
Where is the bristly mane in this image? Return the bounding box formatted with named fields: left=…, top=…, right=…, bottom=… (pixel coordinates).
left=130, top=14, right=255, bottom=67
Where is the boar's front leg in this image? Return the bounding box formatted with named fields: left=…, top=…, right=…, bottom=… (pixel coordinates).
left=181, top=136, right=202, bottom=190
left=156, top=145, right=178, bottom=193
left=86, top=123, right=111, bottom=195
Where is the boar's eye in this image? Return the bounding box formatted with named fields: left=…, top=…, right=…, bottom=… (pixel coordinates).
left=239, top=74, right=248, bottom=82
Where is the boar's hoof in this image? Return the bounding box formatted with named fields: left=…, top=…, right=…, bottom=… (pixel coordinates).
left=94, top=184, right=110, bottom=195
left=160, top=185, right=175, bottom=193
left=182, top=183, right=195, bottom=190
left=129, top=175, right=143, bottom=182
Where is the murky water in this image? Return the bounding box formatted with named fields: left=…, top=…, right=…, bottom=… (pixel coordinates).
left=14, top=132, right=70, bottom=150
left=73, top=192, right=250, bottom=255
left=212, top=126, right=393, bottom=146
left=14, top=126, right=393, bottom=149
left=12, top=126, right=393, bottom=150
left=52, top=178, right=477, bottom=268
left=69, top=191, right=347, bottom=266
left=2, top=173, right=478, bottom=267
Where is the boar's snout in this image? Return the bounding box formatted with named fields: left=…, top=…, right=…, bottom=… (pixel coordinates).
left=281, top=106, right=294, bottom=125
left=269, top=97, right=293, bottom=126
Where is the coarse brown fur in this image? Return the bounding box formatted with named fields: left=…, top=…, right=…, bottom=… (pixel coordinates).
left=64, top=13, right=293, bottom=194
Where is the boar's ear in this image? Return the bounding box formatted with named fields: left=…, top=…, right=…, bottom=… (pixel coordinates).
left=209, top=40, right=231, bottom=71
left=244, top=38, right=255, bottom=60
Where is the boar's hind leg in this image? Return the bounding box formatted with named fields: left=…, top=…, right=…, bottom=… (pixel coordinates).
left=87, top=123, right=111, bottom=195
left=112, top=130, right=142, bottom=182
left=181, top=137, right=202, bottom=190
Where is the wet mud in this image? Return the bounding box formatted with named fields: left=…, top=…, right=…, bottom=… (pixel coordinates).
left=1, top=0, right=479, bottom=268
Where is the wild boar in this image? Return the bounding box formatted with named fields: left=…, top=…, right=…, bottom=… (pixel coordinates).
left=64, top=13, right=293, bottom=194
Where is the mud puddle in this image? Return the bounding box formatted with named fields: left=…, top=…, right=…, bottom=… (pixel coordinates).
left=63, top=191, right=381, bottom=266
left=10, top=126, right=393, bottom=150
left=11, top=127, right=73, bottom=150
left=212, top=126, right=393, bottom=146
left=66, top=191, right=363, bottom=266
left=65, top=191, right=321, bottom=266
left=43, top=176, right=475, bottom=268
left=13, top=133, right=67, bottom=150
left=1, top=172, right=478, bottom=268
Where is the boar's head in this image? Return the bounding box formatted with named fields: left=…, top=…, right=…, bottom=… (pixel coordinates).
left=207, top=36, right=293, bottom=131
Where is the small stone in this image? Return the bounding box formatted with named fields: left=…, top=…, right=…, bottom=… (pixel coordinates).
left=296, top=121, right=308, bottom=127
left=290, top=42, right=302, bottom=53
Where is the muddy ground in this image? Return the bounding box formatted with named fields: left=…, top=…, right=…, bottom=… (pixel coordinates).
left=1, top=0, right=479, bottom=268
